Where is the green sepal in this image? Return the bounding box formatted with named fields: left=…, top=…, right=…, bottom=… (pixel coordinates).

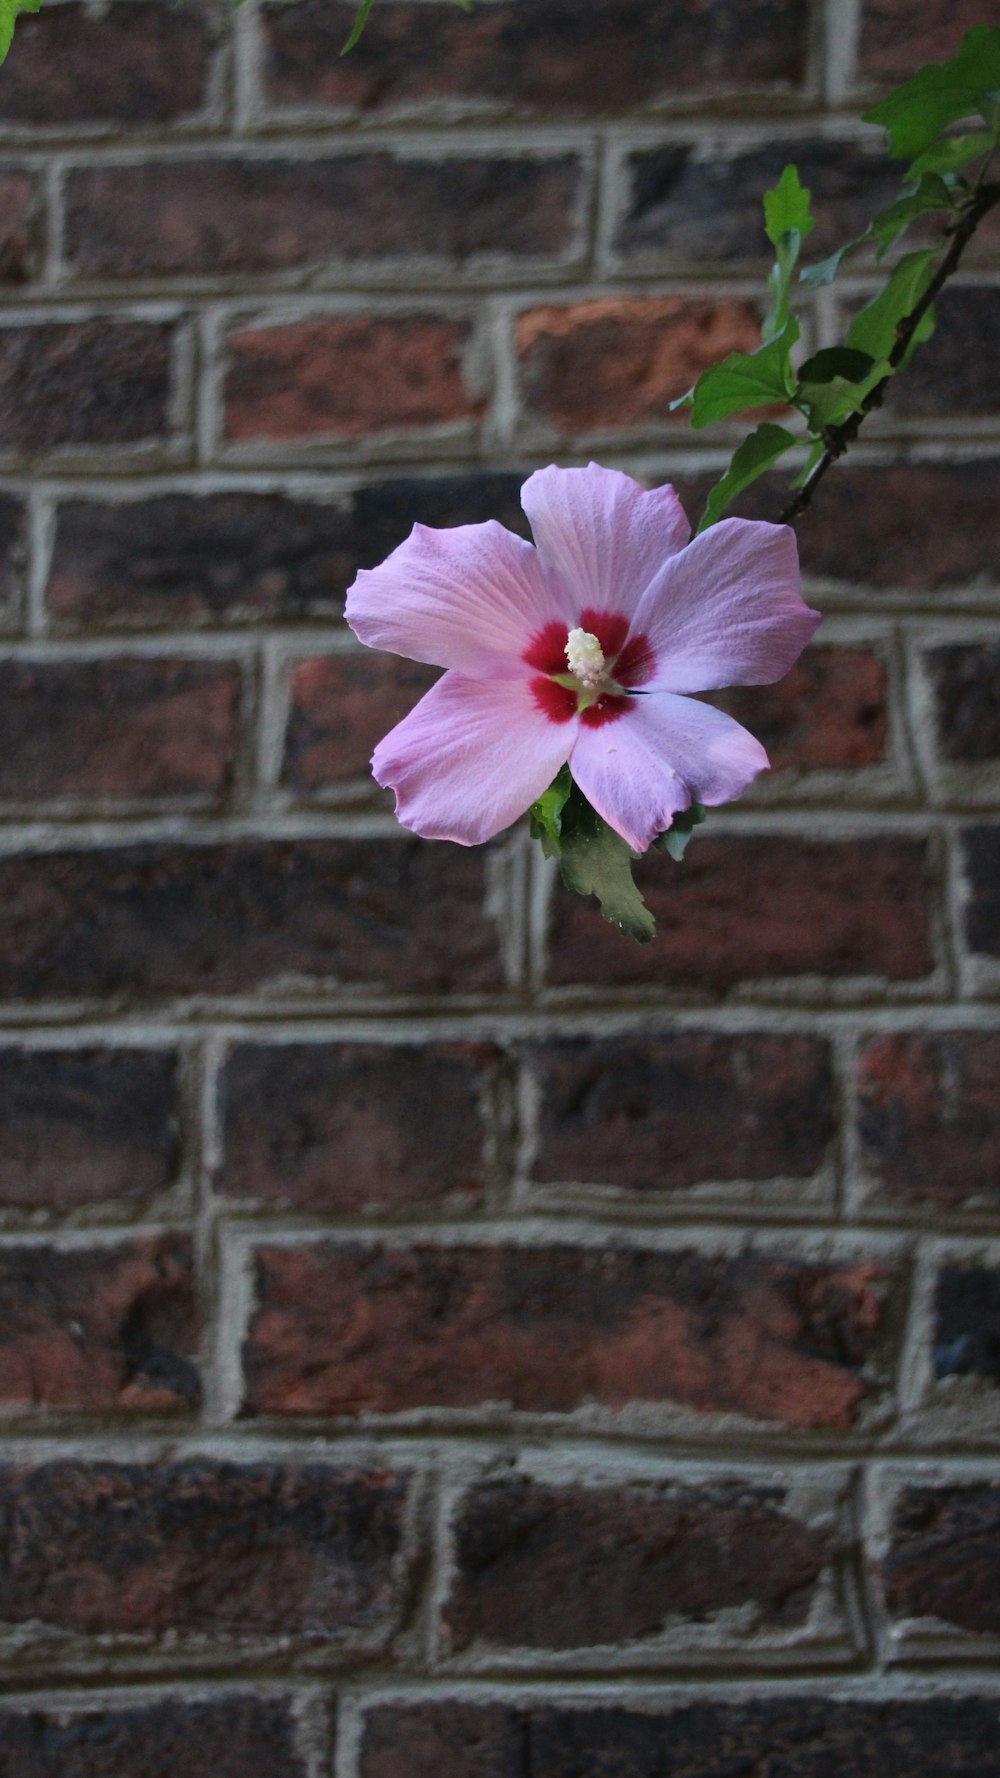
left=528, top=765, right=573, bottom=848
left=863, top=24, right=1000, bottom=159
left=651, top=801, right=707, bottom=862
left=0, top=0, right=40, bottom=63
left=696, top=422, right=799, bottom=533
left=682, top=320, right=798, bottom=428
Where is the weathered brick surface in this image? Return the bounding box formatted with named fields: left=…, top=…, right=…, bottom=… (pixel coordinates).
left=443, top=1473, right=832, bottom=1651
left=360, top=1698, right=1000, bottom=1777
left=259, top=0, right=810, bottom=117
left=0, top=658, right=239, bottom=802
left=857, top=1032, right=1000, bottom=1211
left=0, top=1, right=219, bottom=130
left=926, top=645, right=1000, bottom=762
left=516, top=296, right=762, bottom=438
left=0, top=166, right=38, bottom=284
left=66, top=154, right=584, bottom=279
left=711, top=645, right=888, bottom=773
left=880, top=287, right=1000, bottom=418
left=244, top=1241, right=888, bottom=1427
left=224, top=314, right=483, bottom=445
left=0, top=1458, right=408, bottom=1639
left=934, top=1269, right=1000, bottom=1386
left=0, top=320, right=176, bottom=456
left=547, top=836, right=933, bottom=990
left=0, top=1047, right=179, bottom=1211
left=962, top=826, right=1000, bottom=960
left=0, top=1234, right=199, bottom=1413
left=883, top=1483, right=1000, bottom=1637
left=0, top=839, right=502, bottom=1002
left=0, top=1696, right=307, bottom=1778
left=528, top=1034, right=834, bottom=1192
left=283, top=651, right=438, bottom=791
left=216, top=1041, right=496, bottom=1211
left=858, top=0, right=990, bottom=83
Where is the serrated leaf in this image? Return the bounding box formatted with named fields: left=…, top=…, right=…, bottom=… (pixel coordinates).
left=764, top=165, right=815, bottom=248
left=863, top=24, right=1000, bottom=159
left=547, top=785, right=655, bottom=942
left=697, top=423, right=798, bottom=532
left=651, top=801, right=707, bottom=862
left=688, top=320, right=798, bottom=428
left=0, top=0, right=40, bottom=63
left=846, top=248, right=936, bottom=361
left=528, top=765, right=572, bottom=848
left=907, top=130, right=994, bottom=176
left=870, top=173, right=955, bottom=256
left=794, top=347, right=883, bottom=432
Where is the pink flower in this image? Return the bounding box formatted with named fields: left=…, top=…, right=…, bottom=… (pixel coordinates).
left=345, top=463, right=820, bottom=852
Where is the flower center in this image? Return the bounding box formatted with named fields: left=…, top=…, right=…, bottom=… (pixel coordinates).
left=564, top=627, right=606, bottom=689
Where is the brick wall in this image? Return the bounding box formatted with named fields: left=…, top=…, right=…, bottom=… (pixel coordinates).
left=0, top=0, right=998, bottom=1772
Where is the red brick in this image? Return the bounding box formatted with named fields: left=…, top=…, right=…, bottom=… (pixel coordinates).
left=859, top=0, right=989, bottom=82
left=360, top=1698, right=1000, bottom=1778
left=224, top=314, right=482, bottom=446
left=0, top=1046, right=179, bottom=1211
left=0, top=658, right=239, bottom=802
left=926, top=644, right=1000, bottom=762
left=516, top=296, right=762, bottom=437
left=65, top=154, right=583, bottom=279
left=283, top=652, right=438, bottom=791
left=529, top=1034, right=834, bottom=1192
left=0, top=320, right=175, bottom=455
left=0, top=1458, right=408, bottom=1640
left=963, top=826, right=1000, bottom=960
left=0, top=166, right=38, bottom=284
left=216, top=1040, right=497, bottom=1212
left=933, top=1269, right=1000, bottom=1386
left=883, top=1484, right=1000, bottom=1638
left=0, top=838, right=501, bottom=1003
left=0, top=1696, right=306, bottom=1778
left=243, top=1240, right=888, bottom=1428
left=46, top=475, right=528, bottom=630
left=547, top=835, right=933, bottom=991
left=711, top=646, right=888, bottom=773
left=261, top=0, right=809, bottom=117
left=857, top=1032, right=1000, bottom=1211
left=0, top=1, right=218, bottom=129
left=0, top=1234, right=199, bottom=1413
left=443, top=1473, right=831, bottom=1651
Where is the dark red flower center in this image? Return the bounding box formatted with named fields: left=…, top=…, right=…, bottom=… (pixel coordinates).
left=523, top=607, right=654, bottom=726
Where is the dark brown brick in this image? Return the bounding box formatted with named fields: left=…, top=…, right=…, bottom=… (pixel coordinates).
left=963, top=826, right=1000, bottom=960
left=884, top=1484, right=1000, bottom=1637
left=443, top=1474, right=831, bottom=1651
left=0, top=1458, right=408, bottom=1639
left=0, top=1234, right=199, bottom=1413
left=880, top=287, right=1000, bottom=418
left=859, top=0, right=989, bottom=82
left=261, top=0, right=809, bottom=117
left=243, top=1240, right=888, bottom=1428
left=0, top=1, right=218, bottom=129
left=529, top=1034, right=834, bottom=1192
left=0, top=838, right=501, bottom=1003
left=0, top=320, right=174, bottom=455
left=0, top=658, right=239, bottom=802
left=0, top=166, right=38, bottom=283
left=857, top=1032, right=1000, bottom=1211
left=360, top=1697, right=1000, bottom=1778
left=217, top=1041, right=496, bottom=1212
left=934, top=1269, right=1000, bottom=1386
left=0, top=1047, right=179, bottom=1211
left=66, top=154, right=583, bottom=279
left=0, top=493, right=25, bottom=618
left=224, top=314, right=482, bottom=446
left=0, top=1696, right=306, bottom=1778
left=517, top=295, right=762, bottom=437
left=283, top=652, right=438, bottom=792
left=926, top=645, right=1000, bottom=762
left=46, top=475, right=528, bottom=630
left=548, top=835, right=933, bottom=991
left=711, top=645, right=888, bottom=773
left=617, top=139, right=899, bottom=265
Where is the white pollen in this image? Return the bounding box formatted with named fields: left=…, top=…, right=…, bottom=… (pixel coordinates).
left=565, top=627, right=605, bottom=687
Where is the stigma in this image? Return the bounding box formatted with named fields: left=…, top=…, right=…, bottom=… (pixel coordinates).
left=565, top=627, right=605, bottom=688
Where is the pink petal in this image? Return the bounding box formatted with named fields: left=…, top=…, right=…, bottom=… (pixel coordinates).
left=346, top=519, right=573, bottom=676
left=521, top=463, right=691, bottom=619
left=570, top=691, right=768, bottom=853
left=633, top=518, right=821, bottom=694
left=372, top=670, right=576, bottom=845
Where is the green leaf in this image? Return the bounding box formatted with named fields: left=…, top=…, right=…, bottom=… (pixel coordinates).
left=551, top=785, right=655, bottom=943
left=696, top=422, right=798, bottom=532
left=528, top=766, right=573, bottom=848
left=763, top=165, right=815, bottom=247
left=863, top=24, right=1000, bottom=159
left=907, top=130, right=994, bottom=176
left=651, top=802, right=707, bottom=862
left=687, top=320, right=798, bottom=428
left=794, top=346, right=883, bottom=431
left=789, top=436, right=824, bottom=489
left=869, top=173, right=955, bottom=255
left=797, top=347, right=878, bottom=385
left=800, top=239, right=865, bottom=288
left=0, top=0, right=40, bottom=63
left=846, top=248, right=936, bottom=361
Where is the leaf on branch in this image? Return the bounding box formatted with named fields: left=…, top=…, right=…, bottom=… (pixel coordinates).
left=683, top=321, right=799, bottom=428
left=763, top=165, right=816, bottom=247
left=0, top=0, right=40, bottom=64
left=696, top=422, right=799, bottom=532
left=864, top=24, right=1000, bottom=159
left=651, top=801, right=707, bottom=862
left=532, top=777, right=655, bottom=943
left=846, top=248, right=936, bottom=361
left=907, top=130, right=995, bottom=177
left=869, top=172, right=956, bottom=256
left=794, top=346, right=883, bottom=431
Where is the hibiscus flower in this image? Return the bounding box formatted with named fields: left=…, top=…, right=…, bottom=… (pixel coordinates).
left=344, top=462, right=820, bottom=853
